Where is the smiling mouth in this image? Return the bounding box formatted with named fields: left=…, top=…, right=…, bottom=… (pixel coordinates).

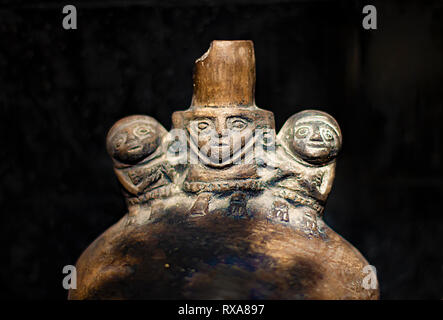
left=128, top=145, right=142, bottom=151
left=307, top=143, right=326, bottom=148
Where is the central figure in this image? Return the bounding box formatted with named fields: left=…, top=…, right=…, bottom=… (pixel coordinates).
left=172, top=41, right=275, bottom=186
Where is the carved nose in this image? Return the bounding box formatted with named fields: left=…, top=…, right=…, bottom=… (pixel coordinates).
left=215, top=122, right=227, bottom=137
left=126, top=133, right=137, bottom=143
left=310, top=131, right=323, bottom=141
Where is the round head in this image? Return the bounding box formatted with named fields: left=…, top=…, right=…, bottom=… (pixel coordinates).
left=279, top=110, right=342, bottom=165
left=106, top=115, right=166, bottom=165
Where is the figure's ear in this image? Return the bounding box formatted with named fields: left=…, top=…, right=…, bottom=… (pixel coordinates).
left=106, top=122, right=122, bottom=158
left=276, top=113, right=297, bottom=149
left=154, top=120, right=168, bottom=139
left=171, top=111, right=185, bottom=129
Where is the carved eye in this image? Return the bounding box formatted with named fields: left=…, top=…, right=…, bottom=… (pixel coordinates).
left=232, top=120, right=247, bottom=129
left=229, top=117, right=249, bottom=130
left=198, top=121, right=209, bottom=130
left=321, top=128, right=334, bottom=141
left=114, top=136, right=125, bottom=149
left=295, top=127, right=309, bottom=138
left=135, top=126, right=152, bottom=137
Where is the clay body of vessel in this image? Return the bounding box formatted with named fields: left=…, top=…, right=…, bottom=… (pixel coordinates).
left=69, top=40, right=379, bottom=300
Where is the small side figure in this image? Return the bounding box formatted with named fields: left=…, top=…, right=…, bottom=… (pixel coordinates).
left=189, top=192, right=212, bottom=217
left=106, top=115, right=174, bottom=221
left=273, top=110, right=342, bottom=236
left=228, top=192, right=249, bottom=219
left=268, top=200, right=289, bottom=222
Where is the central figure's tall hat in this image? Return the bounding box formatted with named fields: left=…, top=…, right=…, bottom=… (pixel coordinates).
left=192, top=40, right=256, bottom=107
left=172, top=40, right=275, bottom=130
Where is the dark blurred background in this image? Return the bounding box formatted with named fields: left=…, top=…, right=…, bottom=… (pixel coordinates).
left=0, top=0, right=442, bottom=299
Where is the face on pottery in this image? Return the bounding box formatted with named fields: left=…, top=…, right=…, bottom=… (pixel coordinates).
left=290, top=117, right=341, bottom=164
left=188, top=112, right=255, bottom=166
left=109, top=119, right=161, bottom=164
